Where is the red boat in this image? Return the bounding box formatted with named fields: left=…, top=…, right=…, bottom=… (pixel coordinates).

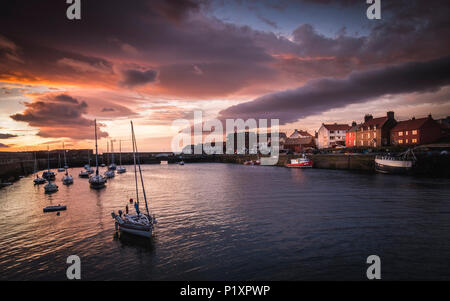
left=286, top=155, right=313, bottom=168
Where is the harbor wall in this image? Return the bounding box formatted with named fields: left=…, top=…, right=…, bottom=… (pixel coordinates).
left=1, top=152, right=450, bottom=184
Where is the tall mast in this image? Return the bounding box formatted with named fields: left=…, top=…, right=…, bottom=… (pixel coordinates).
left=47, top=146, right=50, bottom=171
left=94, top=119, right=99, bottom=176
left=34, top=152, right=38, bottom=178
left=111, top=140, right=115, bottom=164
left=119, top=140, right=122, bottom=167
left=131, top=121, right=150, bottom=217
left=63, top=142, right=67, bottom=166
left=132, top=124, right=139, bottom=205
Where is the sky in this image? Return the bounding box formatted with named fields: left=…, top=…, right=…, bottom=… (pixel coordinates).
left=0, top=0, right=449, bottom=152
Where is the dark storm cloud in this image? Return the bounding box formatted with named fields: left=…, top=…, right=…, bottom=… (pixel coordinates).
left=0, top=143, right=11, bottom=148
left=119, top=69, right=158, bottom=88
left=219, top=55, right=450, bottom=124
left=0, top=133, right=18, bottom=139
left=10, top=94, right=108, bottom=140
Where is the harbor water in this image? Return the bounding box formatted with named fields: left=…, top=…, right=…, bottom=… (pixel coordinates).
left=1, top=163, right=450, bottom=280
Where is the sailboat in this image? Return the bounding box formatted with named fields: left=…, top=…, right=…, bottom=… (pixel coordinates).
left=79, top=150, right=91, bottom=178
left=117, top=140, right=126, bottom=174
left=111, top=121, right=157, bottom=238
left=57, top=152, right=65, bottom=172
left=33, top=152, right=46, bottom=185
left=62, top=143, right=74, bottom=185
left=44, top=146, right=59, bottom=193
left=63, top=142, right=69, bottom=169
left=108, top=140, right=117, bottom=171
left=89, top=119, right=107, bottom=189
left=42, top=146, right=55, bottom=181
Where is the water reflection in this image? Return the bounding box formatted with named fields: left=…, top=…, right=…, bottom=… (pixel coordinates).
left=1, top=164, right=450, bottom=280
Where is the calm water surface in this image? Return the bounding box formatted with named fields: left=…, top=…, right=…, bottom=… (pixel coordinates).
left=1, top=163, right=450, bottom=280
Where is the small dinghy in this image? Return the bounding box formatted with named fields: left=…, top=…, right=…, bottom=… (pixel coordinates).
left=43, top=205, right=67, bottom=213
left=62, top=171, right=74, bottom=185
left=33, top=152, right=46, bottom=185
left=178, top=161, right=185, bottom=165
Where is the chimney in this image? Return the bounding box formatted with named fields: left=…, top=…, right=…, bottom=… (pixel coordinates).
left=352, top=121, right=357, bottom=127
left=412, top=117, right=415, bottom=120
left=364, top=114, right=373, bottom=123
left=428, top=114, right=433, bottom=120
left=387, top=111, right=395, bottom=120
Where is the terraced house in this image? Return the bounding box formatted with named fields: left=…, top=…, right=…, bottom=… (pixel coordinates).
left=358, top=112, right=397, bottom=147
left=391, top=115, right=444, bottom=146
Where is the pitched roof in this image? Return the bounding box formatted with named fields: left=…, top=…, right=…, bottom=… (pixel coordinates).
left=391, top=117, right=431, bottom=132
left=289, top=129, right=313, bottom=138
left=322, top=124, right=350, bottom=131
left=348, top=124, right=361, bottom=132
left=362, top=117, right=388, bottom=128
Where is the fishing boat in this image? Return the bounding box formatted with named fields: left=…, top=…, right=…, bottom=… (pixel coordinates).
left=33, top=152, right=46, bottom=185
left=42, top=146, right=56, bottom=180
left=89, top=119, right=107, bottom=189
left=286, top=154, right=313, bottom=168
left=375, top=149, right=416, bottom=174
left=43, top=205, right=66, bottom=213
left=117, top=140, right=126, bottom=174
left=112, top=121, right=157, bottom=238
left=79, top=169, right=89, bottom=178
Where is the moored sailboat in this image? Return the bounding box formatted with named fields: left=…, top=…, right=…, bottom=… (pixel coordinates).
left=42, top=146, right=55, bottom=181
left=89, top=119, right=107, bottom=189
left=112, top=121, right=157, bottom=238
left=33, top=152, right=46, bottom=185
left=117, top=140, right=126, bottom=174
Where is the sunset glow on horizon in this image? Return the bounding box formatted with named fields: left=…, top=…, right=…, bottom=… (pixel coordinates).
left=1, top=0, right=450, bottom=152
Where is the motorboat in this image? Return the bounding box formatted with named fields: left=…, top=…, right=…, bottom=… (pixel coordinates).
left=104, top=170, right=115, bottom=178
left=286, top=154, right=313, bottom=168
left=79, top=170, right=89, bottom=178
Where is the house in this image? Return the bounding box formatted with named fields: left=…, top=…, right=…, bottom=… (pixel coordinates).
left=289, top=129, right=313, bottom=139
left=345, top=122, right=360, bottom=147
left=358, top=112, right=397, bottom=147
left=284, top=137, right=315, bottom=153
left=390, top=115, right=444, bottom=146
left=317, top=123, right=350, bottom=149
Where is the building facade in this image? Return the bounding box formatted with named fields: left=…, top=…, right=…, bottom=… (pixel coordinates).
left=391, top=115, right=444, bottom=146
left=358, top=112, right=397, bottom=147
left=345, top=122, right=360, bottom=147
left=317, top=123, right=350, bottom=149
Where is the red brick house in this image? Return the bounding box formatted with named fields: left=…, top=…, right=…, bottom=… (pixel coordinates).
left=345, top=122, right=360, bottom=147
left=391, top=115, right=444, bottom=146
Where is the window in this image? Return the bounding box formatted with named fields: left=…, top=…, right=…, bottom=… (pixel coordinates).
left=399, top=139, right=403, bottom=144
left=406, top=139, right=409, bottom=144
left=374, top=132, right=377, bottom=138
left=412, top=130, right=418, bottom=135
left=360, top=141, right=363, bottom=146
left=406, top=131, right=409, bottom=136
left=399, top=132, right=403, bottom=136
left=330, top=136, right=335, bottom=140
left=330, top=131, right=335, bottom=134
left=412, top=139, right=418, bottom=143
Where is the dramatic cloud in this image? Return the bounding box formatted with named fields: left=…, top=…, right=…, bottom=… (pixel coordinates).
left=219, top=56, right=450, bottom=124
left=10, top=93, right=108, bottom=139
left=0, top=133, right=18, bottom=139
left=0, top=143, right=11, bottom=148
left=119, top=69, right=158, bottom=88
